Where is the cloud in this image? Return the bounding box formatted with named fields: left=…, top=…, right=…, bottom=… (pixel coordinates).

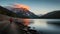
left=12, top=4, right=30, bottom=10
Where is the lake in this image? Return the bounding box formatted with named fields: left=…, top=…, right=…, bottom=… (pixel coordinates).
left=28, top=19, right=60, bottom=34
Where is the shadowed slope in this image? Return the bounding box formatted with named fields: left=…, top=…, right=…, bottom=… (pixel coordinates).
left=0, top=6, right=20, bottom=18
left=40, top=10, right=60, bottom=19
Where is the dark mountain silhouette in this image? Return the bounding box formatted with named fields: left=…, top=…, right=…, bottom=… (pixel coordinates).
left=0, top=6, right=20, bottom=18
left=40, top=10, right=60, bottom=19
left=6, top=7, right=39, bottom=19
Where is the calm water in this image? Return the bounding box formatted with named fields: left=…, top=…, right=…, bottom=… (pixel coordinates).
left=28, top=19, right=60, bottom=34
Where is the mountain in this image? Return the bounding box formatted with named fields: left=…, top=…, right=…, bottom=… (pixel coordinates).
left=16, top=8, right=39, bottom=18
left=37, top=14, right=43, bottom=17
left=3, top=6, right=60, bottom=19
left=0, top=6, right=21, bottom=18
left=40, top=10, right=60, bottom=19
left=6, top=6, right=39, bottom=19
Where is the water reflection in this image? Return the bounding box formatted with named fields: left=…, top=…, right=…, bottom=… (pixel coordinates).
left=29, top=19, right=60, bottom=34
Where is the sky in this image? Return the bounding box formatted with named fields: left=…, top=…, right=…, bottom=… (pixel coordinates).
left=0, top=0, right=60, bottom=15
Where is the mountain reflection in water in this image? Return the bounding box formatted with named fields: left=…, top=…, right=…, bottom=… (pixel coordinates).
left=28, top=19, right=60, bottom=34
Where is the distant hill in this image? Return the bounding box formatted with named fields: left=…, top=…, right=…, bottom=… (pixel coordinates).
left=40, top=10, right=60, bottom=19
left=37, top=14, right=43, bottom=17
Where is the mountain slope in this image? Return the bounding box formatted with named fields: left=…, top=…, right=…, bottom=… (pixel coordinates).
left=16, top=8, right=39, bottom=18
left=0, top=6, right=20, bottom=18
left=40, top=10, right=60, bottom=19
left=6, top=7, right=39, bottom=18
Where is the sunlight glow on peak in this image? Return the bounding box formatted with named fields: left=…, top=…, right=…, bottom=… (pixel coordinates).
left=12, top=4, right=30, bottom=10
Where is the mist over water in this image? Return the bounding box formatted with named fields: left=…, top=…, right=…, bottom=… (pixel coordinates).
left=28, top=19, right=60, bottom=34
